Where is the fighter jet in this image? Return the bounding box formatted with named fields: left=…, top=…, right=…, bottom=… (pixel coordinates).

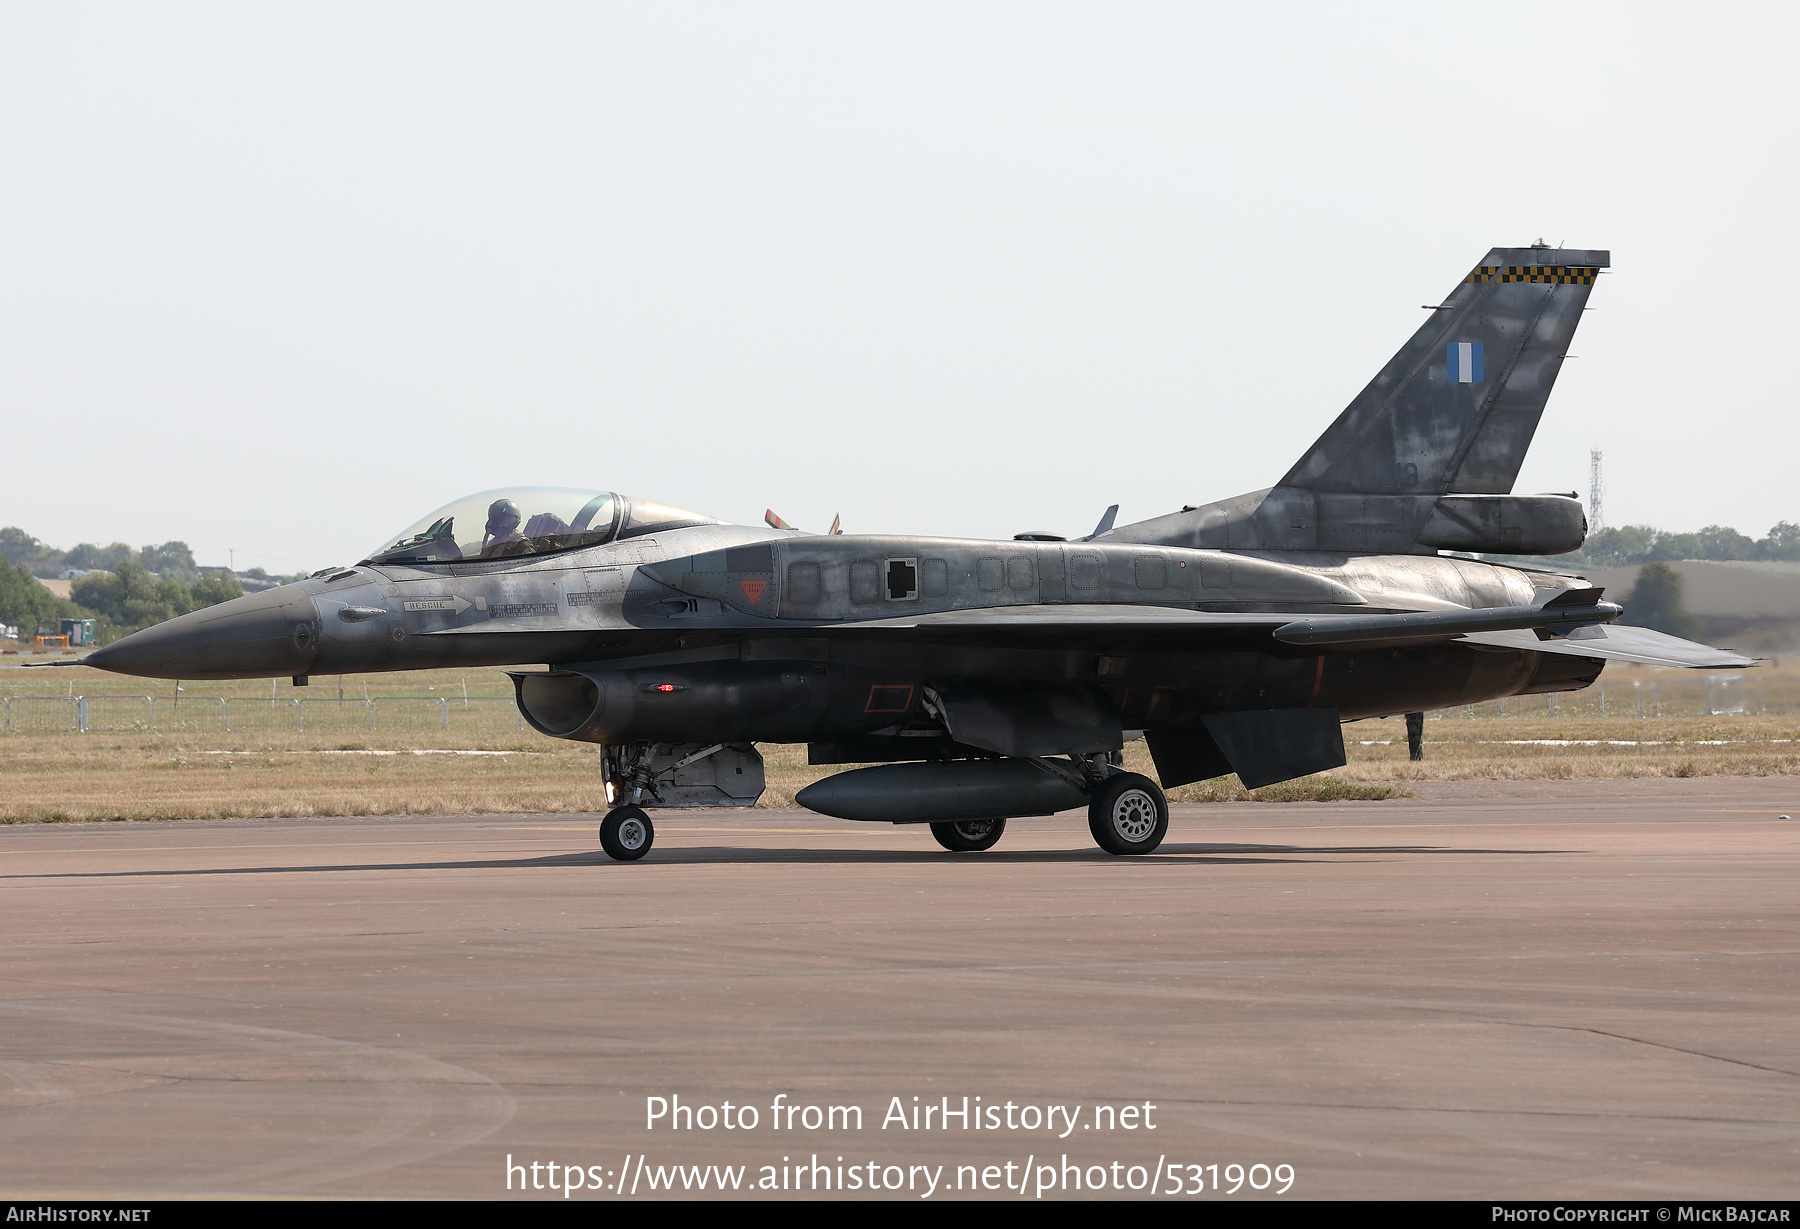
left=75, top=245, right=1751, bottom=860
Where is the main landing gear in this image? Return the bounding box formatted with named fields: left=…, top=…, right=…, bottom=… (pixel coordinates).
left=599, top=805, right=654, bottom=861
left=930, top=818, right=1007, bottom=852
left=1087, top=772, right=1169, bottom=855
left=915, top=758, right=1171, bottom=857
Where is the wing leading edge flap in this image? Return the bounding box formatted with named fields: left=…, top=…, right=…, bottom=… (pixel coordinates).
left=1458, top=625, right=1757, bottom=669
left=1147, top=709, right=1347, bottom=790
left=834, top=606, right=1300, bottom=630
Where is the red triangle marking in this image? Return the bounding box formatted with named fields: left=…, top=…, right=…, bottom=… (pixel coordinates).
left=738, top=578, right=768, bottom=604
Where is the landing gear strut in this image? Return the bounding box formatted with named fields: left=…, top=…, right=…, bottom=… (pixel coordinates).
left=599, top=805, right=654, bottom=861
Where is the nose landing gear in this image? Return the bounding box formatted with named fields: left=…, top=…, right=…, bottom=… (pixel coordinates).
left=599, top=805, right=654, bottom=861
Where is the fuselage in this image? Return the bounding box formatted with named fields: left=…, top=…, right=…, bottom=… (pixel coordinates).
left=83, top=518, right=1599, bottom=746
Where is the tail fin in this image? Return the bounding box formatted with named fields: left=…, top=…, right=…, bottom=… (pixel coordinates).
left=1112, top=245, right=1605, bottom=555
left=1282, top=244, right=1607, bottom=496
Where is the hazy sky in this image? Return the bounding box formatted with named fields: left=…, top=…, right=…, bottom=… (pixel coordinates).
left=2, top=3, right=1794, bottom=572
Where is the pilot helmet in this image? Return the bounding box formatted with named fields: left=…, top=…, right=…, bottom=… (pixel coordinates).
left=486, top=498, right=522, bottom=530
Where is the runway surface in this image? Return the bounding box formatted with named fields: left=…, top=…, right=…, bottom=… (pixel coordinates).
left=3, top=778, right=1797, bottom=1200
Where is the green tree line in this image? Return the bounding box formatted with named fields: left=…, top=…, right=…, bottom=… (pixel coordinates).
left=1616, top=562, right=1701, bottom=640
left=1544, top=522, right=1800, bottom=570
left=70, top=560, right=244, bottom=635
left=0, top=560, right=81, bottom=636
left=0, top=524, right=321, bottom=642
left=4, top=516, right=1790, bottom=645
left=0, top=526, right=204, bottom=584
left=0, top=555, right=245, bottom=643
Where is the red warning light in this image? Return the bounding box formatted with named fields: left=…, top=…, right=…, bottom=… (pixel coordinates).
left=653, top=683, right=678, bottom=693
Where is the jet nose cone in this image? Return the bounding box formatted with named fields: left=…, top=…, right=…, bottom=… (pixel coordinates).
left=84, top=585, right=322, bottom=680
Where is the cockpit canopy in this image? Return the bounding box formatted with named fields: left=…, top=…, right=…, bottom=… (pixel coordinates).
left=365, top=487, right=720, bottom=566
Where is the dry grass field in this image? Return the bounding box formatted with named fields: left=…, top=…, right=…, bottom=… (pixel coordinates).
left=3, top=658, right=1797, bottom=822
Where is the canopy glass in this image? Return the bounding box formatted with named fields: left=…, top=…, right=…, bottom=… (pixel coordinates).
left=366, top=487, right=620, bottom=565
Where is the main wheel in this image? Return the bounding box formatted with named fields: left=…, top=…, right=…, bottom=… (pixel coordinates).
left=1087, top=773, right=1168, bottom=855
left=930, top=818, right=1006, bottom=852
left=599, top=805, right=654, bottom=861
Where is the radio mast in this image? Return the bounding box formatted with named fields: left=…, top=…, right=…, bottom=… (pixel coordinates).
left=1588, top=448, right=1605, bottom=533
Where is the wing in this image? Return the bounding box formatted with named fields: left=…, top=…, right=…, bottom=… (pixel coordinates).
left=800, top=595, right=1753, bottom=669
left=751, top=604, right=1297, bottom=650
left=833, top=589, right=1611, bottom=646
left=832, top=604, right=1293, bottom=630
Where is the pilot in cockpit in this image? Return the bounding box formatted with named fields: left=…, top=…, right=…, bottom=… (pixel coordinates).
left=481, top=498, right=526, bottom=555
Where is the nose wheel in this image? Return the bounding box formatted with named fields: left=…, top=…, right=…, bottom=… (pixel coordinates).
left=599, top=805, right=654, bottom=861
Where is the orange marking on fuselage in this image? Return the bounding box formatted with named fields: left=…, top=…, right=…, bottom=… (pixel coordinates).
left=738, top=578, right=768, bottom=604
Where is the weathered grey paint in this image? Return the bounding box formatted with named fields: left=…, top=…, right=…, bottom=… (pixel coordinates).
left=76, top=245, right=1751, bottom=804
left=1111, top=247, right=1607, bottom=557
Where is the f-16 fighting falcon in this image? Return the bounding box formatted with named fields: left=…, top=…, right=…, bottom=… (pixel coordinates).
left=72, top=245, right=1752, bottom=860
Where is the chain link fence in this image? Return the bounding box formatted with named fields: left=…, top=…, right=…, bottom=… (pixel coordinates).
left=5, top=696, right=83, bottom=732
left=152, top=696, right=225, bottom=732
left=85, top=695, right=154, bottom=732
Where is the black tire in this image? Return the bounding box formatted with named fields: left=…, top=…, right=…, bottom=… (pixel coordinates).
left=1087, top=773, right=1168, bottom=855
left=599, top=805, right=655, bottom=861
left=930, top=818, right=1006, bottom=852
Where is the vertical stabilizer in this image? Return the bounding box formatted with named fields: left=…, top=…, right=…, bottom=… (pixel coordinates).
left=1112, top=245, right=1605, bottom=555
left=1283, top=245, right=1607, bottom=496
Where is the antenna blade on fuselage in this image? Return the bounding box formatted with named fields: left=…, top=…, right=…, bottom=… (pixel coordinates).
left=1081, top=504, right=1119, bottom=541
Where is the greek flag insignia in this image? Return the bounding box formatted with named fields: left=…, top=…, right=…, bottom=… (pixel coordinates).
left=1448, top=342, right=1484, bottom=384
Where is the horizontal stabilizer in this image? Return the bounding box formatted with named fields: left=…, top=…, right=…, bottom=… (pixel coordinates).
left=1460, top=625, right=1757, bottom=669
